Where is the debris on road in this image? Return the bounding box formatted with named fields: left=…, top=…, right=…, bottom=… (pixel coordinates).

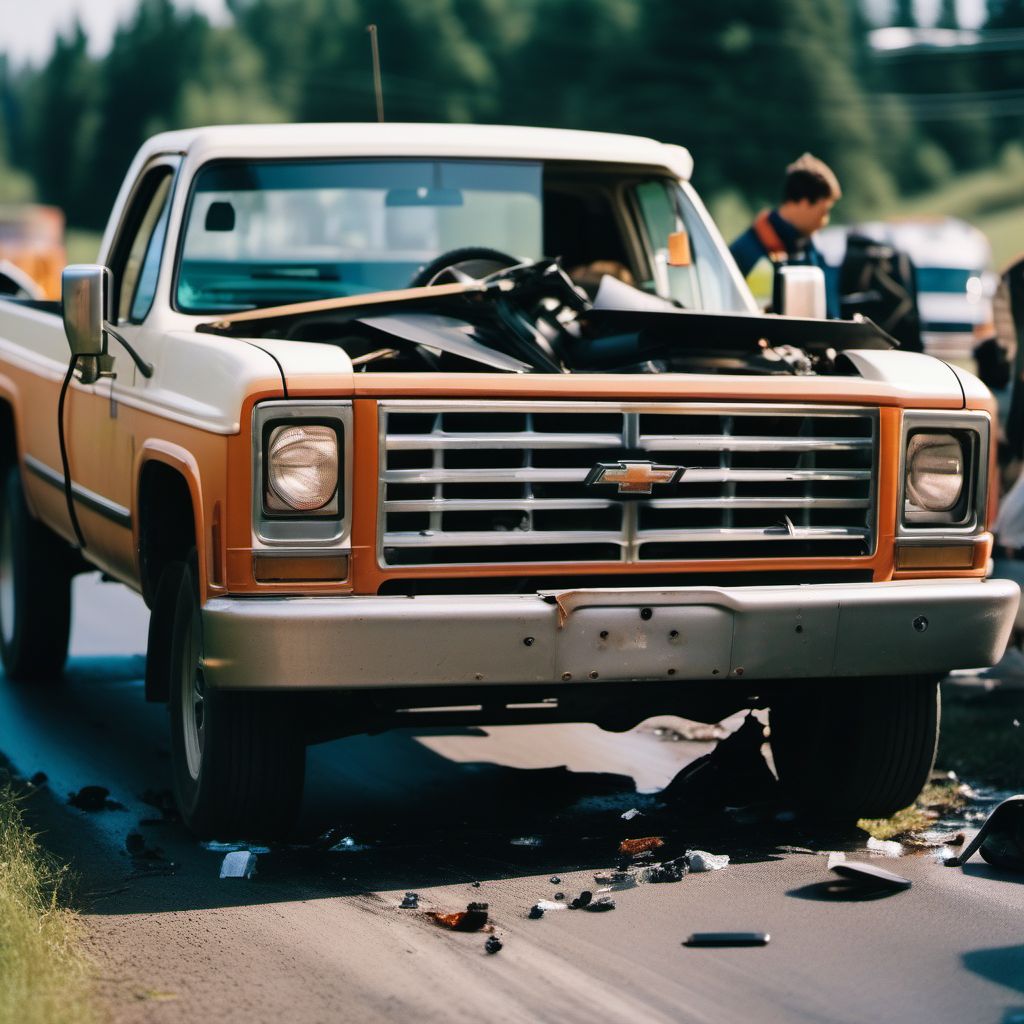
left=569, top=891, right=593, bottom=909
left=660, top=714, right=778, bottom=810
left=831, top=861, right=912, bottom=892
left=553, top=892, right=565, bottom=900
left=644, top=857, right=688, bottom=883
left=594, top=870, right=637, bottom=891
left=67, top=785, right=125, bottom=812
left=28, top=771, right=47, bottom=787
left=549, top=876, right=561, bottom=884
left=427, top=902, right=490, bottom=931
left=528, top=905, right=545, bottom=919
left=219, top=850, right=258, bottom=879
left=685, top=932, right=770, bottom=948
left=621, top=808, right=642, bottom=821
left=535, top=900, right=567, bottom=911
left=646, top=722, right=730, bottom=743
left=399, top=892, right=419, bottom=909
left=687, top=850, right=730, bottom=872
left=510, top=836, right=542, bottom=847
left=484, top=936, right=503, bottom=954
left=826, top=851, right=846, bottom=869
left=891, top=830, right=965, bottom=851
left=866, top=837, right=904, bottom=858
left=619, top=836, right=664, bottom=857
left=585, top=896, right=616, bottom=912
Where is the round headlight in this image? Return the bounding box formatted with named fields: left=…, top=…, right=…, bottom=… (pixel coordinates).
left=267, top=425, right=338, bottom=511
left=906, top=432, right=963, bottom=512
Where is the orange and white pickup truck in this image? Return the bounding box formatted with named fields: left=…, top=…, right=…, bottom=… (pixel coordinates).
left=0, top=123, right=1016, bottom=837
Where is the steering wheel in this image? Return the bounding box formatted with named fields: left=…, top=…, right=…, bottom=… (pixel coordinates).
left=409, top=246, right=521, bottom=288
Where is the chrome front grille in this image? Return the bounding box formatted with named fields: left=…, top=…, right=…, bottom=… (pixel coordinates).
left=379, top=402, right=877, bottom=567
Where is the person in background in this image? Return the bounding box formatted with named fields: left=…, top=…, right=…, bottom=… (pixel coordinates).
left=730, top=153, right=842, bottom=317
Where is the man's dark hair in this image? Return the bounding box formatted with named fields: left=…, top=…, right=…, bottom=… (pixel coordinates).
left=783, top=153, right=842, bottom=203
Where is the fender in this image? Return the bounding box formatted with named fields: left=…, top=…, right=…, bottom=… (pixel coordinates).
left=134, top=440, right=210, bottom=600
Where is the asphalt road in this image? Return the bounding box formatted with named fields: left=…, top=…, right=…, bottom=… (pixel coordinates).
left=2, top=574, right=1024, bottom=1024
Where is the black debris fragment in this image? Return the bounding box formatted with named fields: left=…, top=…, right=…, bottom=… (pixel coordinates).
left=399, top=892, right=419, bottom=909
left=660, top=713, right=777, bottom=810
left=549, top=876, right=561, bottom=884
left=68, top=785, right=125, bottom=812
left=471, top=881, right=481, bottom=888
left=28, top=771, right=47, bottom=787
left=685, top=932, right=769, bottom=948
left=585, top=897, right=616, bottom=912
left=485, top=935, right=503, bottom=955
left=569, top=890, right=593, bottom=910
left=528, top=905, right=544, bottom=919
left=646, top=857, right=688, bottom=884
left=554, top=892, right=565, bottom=901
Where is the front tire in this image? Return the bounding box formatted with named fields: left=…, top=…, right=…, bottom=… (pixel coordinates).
left=166, top=557, right=305, bottom=838
left=769, top=676, right=940, bottom=819
left=0, top=467, right=73, bottom=681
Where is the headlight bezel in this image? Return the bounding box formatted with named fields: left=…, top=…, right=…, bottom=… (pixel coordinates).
left=252, top=401, right=352, bottom=548
left=899, top=411, right=988, bottom=533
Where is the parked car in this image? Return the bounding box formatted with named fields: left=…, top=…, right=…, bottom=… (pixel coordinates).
left=0, top=124, right=1015, bottom=836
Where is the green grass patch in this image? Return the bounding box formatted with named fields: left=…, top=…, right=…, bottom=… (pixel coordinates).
left=858, top=780, right=966, bottom=841
left=0, top=781, right=99, bottom=1024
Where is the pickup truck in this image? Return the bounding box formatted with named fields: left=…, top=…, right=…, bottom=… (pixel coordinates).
left=0, top=123, right=1016, bottom=838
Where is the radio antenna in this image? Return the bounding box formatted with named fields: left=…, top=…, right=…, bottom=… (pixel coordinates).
left=367, top=24, right=384, bottom=122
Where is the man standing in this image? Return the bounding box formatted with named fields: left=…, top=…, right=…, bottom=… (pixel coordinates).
left=730, top=153, right=842, bottom=316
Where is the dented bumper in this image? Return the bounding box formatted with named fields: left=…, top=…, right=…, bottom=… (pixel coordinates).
left=200, top=578, right=1020, bottom=690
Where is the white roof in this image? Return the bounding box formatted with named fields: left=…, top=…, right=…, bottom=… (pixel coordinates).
left=137, top=122, right=694, bottom=180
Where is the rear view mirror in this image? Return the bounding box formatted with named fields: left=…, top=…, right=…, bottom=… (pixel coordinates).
left=385, top=187, right=463, bottom=208
left=61, top=264, right=110, bottom=358
left=947, top=795, right=1024, bottom=870
left=776, top=264, right=827, bottom=319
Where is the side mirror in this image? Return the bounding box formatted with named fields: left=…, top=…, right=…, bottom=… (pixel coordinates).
left=775, top=264, right=827, bottom=319
left=61, top=264, right=111, bottom=358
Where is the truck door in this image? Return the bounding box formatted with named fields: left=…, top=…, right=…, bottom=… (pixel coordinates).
left=66, top=159, right=178, bottom=582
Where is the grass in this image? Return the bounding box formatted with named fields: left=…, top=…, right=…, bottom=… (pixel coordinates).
left=0, top=780, right=99, bottom=1024
left=857, top=780, right=966, bottom=841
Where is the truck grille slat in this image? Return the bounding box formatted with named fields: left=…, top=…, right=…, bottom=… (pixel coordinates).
left=379, top=402, right=878, bottom=567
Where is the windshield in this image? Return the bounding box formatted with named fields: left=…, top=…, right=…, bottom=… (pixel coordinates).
left=175, top=158, right=748, bottom=315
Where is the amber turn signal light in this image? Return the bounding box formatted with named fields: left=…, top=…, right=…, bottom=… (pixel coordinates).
left=895, top=544, right=975, bottom=570
left=253, top=553, right=349, bottom=583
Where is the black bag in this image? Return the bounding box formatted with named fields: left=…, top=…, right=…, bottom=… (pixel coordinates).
left=838, top=233, right=923, bottom=352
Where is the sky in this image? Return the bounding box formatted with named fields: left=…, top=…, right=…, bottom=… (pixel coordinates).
left=0, top=0, right=989, bottom=68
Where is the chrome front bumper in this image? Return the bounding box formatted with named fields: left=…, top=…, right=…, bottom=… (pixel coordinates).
left=200, top=579, right=1020, bottom=690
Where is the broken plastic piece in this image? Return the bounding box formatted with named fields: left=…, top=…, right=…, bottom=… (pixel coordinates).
left=535, top=900, right=567, bottom=911
left=585, top=896, right=616, bottom=912
left=826, top=851, right=846, bottom=869
left=485, top=935, right=503, bottom=954
left=220, top=850, right=257, bottom=879
left=619, top=836, right=664, bottom=857
left=427, top=902, right=490, bottom=931
left=569, top=890, right=593, bottom=909
left=685, top=932, right=769, bottom=948
left=831, top=861, right=911, bottom=891
left=866, top=837, right=904, bottom=858
left=399, top=892, right=419, bottom=909
left=687, top=850, right=730, bottom=872
left=528, top=905, right=544, bottom=919
left=621, top=808, right=642, bottom=821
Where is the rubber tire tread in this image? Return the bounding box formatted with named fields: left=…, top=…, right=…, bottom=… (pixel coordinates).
left=167, top=557, right=305, bottom=839
left=769, top=676, right=940, bottom=819
left=0, top=467, right=72, bottom=681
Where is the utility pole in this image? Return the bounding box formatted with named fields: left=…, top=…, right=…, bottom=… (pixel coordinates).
left=367, top=24, right=384, bottom=123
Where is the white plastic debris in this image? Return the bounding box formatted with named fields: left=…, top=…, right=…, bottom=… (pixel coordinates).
left=535, top=900, right=568, bottom=911
left=219, top=850, right=257, bottom=879
left=621, top=808, right=642, bottom=821
left=687, top=850, right=730, bottom=872
left=826, top=851, right=846, bottom=869
left=866, top=837, right=904, bottom=858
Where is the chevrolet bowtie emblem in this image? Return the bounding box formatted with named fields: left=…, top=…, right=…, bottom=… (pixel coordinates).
left=584, top=460, right=685, bottom=495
